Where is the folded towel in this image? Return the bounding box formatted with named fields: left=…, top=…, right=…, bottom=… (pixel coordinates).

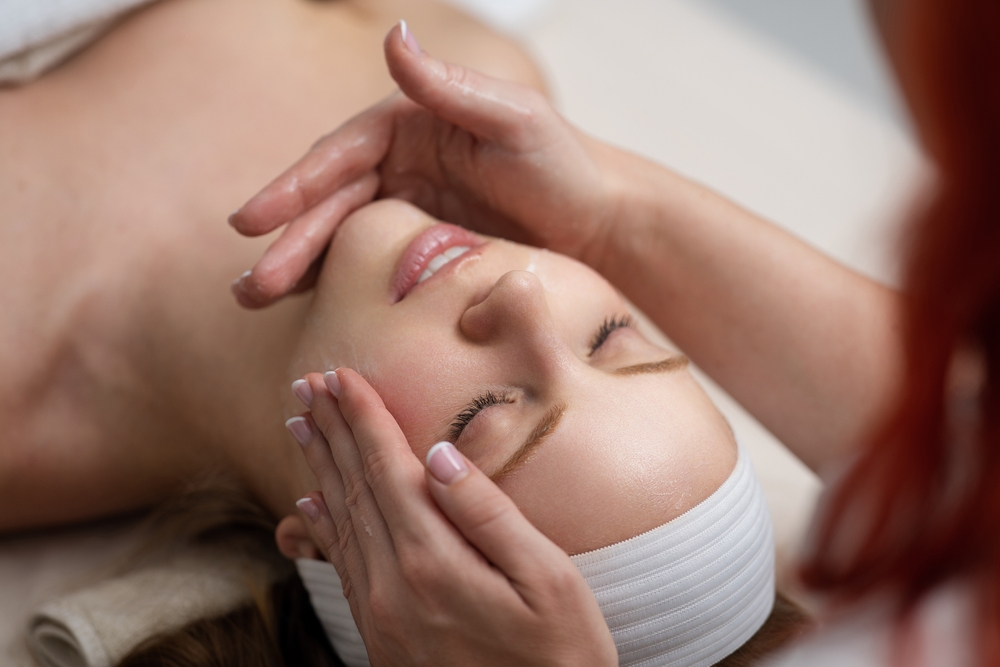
left=26, top=549, right=271, bottom=667
left=0, top=0, right=157, bottom=84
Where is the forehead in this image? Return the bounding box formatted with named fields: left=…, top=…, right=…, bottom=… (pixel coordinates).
left=490, top=368, right=737, bottom=555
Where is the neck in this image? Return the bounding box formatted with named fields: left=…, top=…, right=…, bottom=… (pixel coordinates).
left=146, top=284, right=316, bottom=520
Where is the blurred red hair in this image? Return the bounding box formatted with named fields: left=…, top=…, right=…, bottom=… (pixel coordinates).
left=800, top=0, right=1000, bottom=663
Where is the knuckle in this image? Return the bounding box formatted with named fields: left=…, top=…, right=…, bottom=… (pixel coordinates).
left=536, top=563, right=583, bottom=603
left=335, top=515, right=355, bottom=554
left=362, top=447, right=394, bottom=487
left=547, top=564, right=580, bottom=593
left=342, top=468, right=369, bottom=509
left=396, top=544, right=441, bottom=591
left=463, top=496, right=515, bottom=536
left=441, top=62, right=472, bottom=94
left=366, top=583, right=399, bottom=629
left=284, top=173, right=309, bottom=214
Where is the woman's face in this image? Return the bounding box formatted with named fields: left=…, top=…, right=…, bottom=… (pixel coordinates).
left=294, top=200, right=736, bottom=555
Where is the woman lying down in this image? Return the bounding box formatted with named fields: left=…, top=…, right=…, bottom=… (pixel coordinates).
left=269, top=199, right=809, bottom=667
left=26, top=199, right=808, bottom=667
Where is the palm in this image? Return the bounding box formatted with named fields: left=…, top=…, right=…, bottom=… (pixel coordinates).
left=376, top=105, right=610, bottom=261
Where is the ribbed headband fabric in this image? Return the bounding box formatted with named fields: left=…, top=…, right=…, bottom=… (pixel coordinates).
left=571, top=445, right=774, bottom=666
left=296, top=445, right=775, bottom=667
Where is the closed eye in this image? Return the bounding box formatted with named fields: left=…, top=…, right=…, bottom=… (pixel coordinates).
left=448, top=390, right=514, bottom=442
left=448, top=313, right=633, bottom=442
left=589, top=314, right=634, bottom=356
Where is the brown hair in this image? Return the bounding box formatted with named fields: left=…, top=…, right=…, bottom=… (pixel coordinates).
left=118, top=576, right=344, bottom=667
left=113, top=485, right=808, bottom=667
left=800, top=0, right=1000, bottom=664
left=112, top=481, right=343, bottom=667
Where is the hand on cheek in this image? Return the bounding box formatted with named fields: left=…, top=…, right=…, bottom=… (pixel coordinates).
left=286, top=368, right=617, bottom=667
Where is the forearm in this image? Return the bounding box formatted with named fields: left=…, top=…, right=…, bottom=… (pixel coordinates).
left=592, top=148, right=904, bottom=474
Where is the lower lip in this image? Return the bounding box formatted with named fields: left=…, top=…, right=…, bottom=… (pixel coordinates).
left=392, top=223, right=484, bottom=302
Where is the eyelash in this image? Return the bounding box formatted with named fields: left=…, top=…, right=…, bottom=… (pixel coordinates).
left=589, top=314, right=634, bottom=355
left=449, top=313, right=634, bottom=441
left=449, top=390, right=514, bottom=441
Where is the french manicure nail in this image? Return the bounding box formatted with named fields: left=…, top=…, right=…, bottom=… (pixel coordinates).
left=399, top=19, right=421, bottom=54
left=231, top=270, right=251, bottom=292
left=296, top=497, right=321, bottom=523
left=285, top=416, right=313, bottom=447
left=426, top=441, right=469, bottom=485
left=291, top=379, right=314, bottom=406
left=324, top=370, right=342, bottom=398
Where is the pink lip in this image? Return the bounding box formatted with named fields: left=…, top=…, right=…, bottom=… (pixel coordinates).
left=391, top=223, right=484, bottom=302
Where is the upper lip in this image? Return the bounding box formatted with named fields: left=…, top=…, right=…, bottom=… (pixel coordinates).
left=391, top=223, right=484, bottom=302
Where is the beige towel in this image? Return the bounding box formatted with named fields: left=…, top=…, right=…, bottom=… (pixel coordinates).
left=26, top=550, right=269, bottom=667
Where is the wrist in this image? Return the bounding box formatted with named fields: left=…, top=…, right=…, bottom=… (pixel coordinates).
left=578, top=140, right=687, bottom=284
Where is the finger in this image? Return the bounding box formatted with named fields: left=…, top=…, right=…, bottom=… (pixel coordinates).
left=423, top=441, right=579, bottom=604
left=295, top=490, right=369, bottom=598
left=297, top=492, right=378, bottom=637
left=229, top=94, right=407, bottom=237
left=385, top=22, right=550, bottom=147
left=287, top=419, right=373, bottom=602
left=327, top=368, right=443, bottom=541
left=286, top=251, right=324, bottom=296
left=232, top=172, right=379, bottom=308
left=302, top=374, right=399, bottom=573
left=314, top=372, right=536, bottom=607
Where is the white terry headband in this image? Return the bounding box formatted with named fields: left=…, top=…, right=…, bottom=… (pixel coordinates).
left=296, top=445, right=775, bottom=667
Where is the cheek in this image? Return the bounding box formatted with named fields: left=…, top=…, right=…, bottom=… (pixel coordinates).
left=363, top=334, right=484, bottom=457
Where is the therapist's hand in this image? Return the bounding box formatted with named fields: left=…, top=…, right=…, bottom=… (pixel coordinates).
left=230, top=22, right=621, bottom=308
left=287, top=369, right=618, bottom=667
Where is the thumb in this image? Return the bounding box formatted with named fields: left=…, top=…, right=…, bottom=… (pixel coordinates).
left=384, top=21, right=548, bottom=146
left=423, top=442, right=575, bottom=597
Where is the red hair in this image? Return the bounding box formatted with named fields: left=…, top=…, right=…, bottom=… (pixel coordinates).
left=800, top=0, right=1000, bottom=663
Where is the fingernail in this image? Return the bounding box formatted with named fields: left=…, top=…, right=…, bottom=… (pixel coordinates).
left=426, top=441, right=469, bottom=485
left=399, top=19, right=421, bottom=54
left=296, top=497, right=321, bottom=523
left=291, top=379, right=314, bottom=406
left=285, top=416, right=313, bottom=447
left=227, top=210, right=240, bottom=227
left=231, top=270, right=251, bottom=293
left=324, top=370, right=342, bottom=398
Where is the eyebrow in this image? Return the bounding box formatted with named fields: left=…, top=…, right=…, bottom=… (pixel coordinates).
left=490, top=401, right=567, bottom=482
left=612, top=355, right=689, bottom=376
left=486, top=355, right=688, bottom=481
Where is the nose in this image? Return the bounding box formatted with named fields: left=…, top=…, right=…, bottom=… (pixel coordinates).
left=460, top=270, right=569, bottom=375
